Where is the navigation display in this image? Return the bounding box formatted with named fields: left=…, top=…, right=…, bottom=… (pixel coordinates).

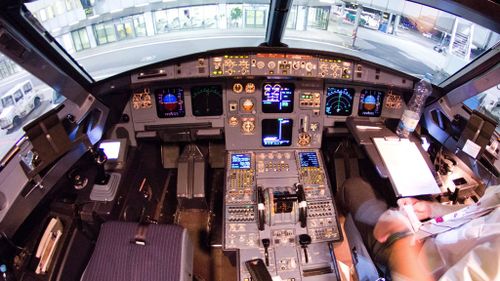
left=231, top=153, right=251, bottom=169
left=358, top=89, right=384, bottom=117
left=155, top=87, right=185, bottom=118
left=262, top=83, right=294, bottom=113
left=325, top=87, right=354, bottom=116
left=299, top=152, right=319, bottom=167
left=191, top=85, right=223, bottom=116
left=262, top=118, right=293, bottom=147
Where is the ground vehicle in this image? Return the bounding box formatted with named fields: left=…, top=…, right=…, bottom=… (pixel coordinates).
left=0, top=1, right=498, bottom=281
left=0, top=80, right=40, bottom=129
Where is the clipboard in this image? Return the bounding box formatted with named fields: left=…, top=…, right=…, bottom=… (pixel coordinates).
left=373, top=137, right=440, bottom=197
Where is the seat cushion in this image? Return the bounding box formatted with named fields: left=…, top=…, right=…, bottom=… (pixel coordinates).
left=82, top=221, right=187, bottom=281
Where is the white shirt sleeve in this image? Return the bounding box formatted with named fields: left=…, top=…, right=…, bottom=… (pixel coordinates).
left=438, top=237, right=500, bottom=281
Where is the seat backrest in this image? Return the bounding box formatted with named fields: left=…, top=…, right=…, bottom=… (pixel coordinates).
left=82, top=221, right=193, bottom=281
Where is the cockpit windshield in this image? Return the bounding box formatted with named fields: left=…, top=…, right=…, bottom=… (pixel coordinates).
left=24, top=0, right=270, bottom=80
left=23, top=0, right=499, bottom=84
left=282, top=0, right=499, bottom=85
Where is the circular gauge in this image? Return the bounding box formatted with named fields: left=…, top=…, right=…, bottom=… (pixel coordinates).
left=191, top=85, right=223, bottom=116
left=162, top=94, right=178, bottom=111
left=241, top=98, right=254, bottom=112
left=233, top=83, right=243, bottom=93
left=362, top=95, right=377, bottom=111
left=325, top=87, right=355, bottom=116
left=245, top=83, right=256, bottom=94
left=268, top=61, right=276, bottom=69
left=263, top=83, right=272, bottom=93
left=256, top=61, right=265, bottom=69
left=272, top=83, right=281, bottom=93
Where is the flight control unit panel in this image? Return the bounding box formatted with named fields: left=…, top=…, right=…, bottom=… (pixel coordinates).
left=224, top=150, right=341, bottom=281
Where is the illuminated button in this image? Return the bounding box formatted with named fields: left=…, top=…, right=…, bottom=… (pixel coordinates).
left=241, top=98, right=254, bottom=112
left=233, top=83, right=243, bottom=93
left=276, top=153, right=282, bottom=159
left=241, top=120, right=255, bottom=133
left=305, top=62, right=314, bottom=72
left=245, top=83, right=256, bottom=94
left=228, top=116, right=239, bottom=126
left=267, top=153, right=274, bottom=159
left=284, top=152, right=291, bottom=159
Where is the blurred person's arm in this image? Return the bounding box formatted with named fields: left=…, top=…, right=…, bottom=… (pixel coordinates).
left=374, top=209, right=434, bottom=281
left=397, top=198, right=464, bottom=220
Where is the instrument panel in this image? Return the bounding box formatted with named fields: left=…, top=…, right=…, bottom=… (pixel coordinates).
left=224, top=150, right=341, bottom=281
left=130, top=51, right=411, bottom=149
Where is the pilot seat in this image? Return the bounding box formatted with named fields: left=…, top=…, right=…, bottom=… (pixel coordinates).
left=81, top=221, right=193, bottom=281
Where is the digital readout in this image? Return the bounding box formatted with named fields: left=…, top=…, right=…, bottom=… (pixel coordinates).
left=231, top=153, right=251, bottom=169
left=299, top=152, right=319, bottom=167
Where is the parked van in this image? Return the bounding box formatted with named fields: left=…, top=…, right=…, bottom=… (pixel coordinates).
left=0, top=80, right=41, bottom=130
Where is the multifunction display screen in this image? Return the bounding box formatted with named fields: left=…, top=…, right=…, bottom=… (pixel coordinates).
left=299, top=152, right=319, bottom=167
left=231, top=153, right=251, bottom=169
left=262, top=118, right=293, bottom=147
left=155, top=87, right=185, bottom=118
left=358, top=89, right=384, bottom=117
left=262, top=83, right=294, bottom=113
left=191, top=85, right=223, bottom=116
left=325, top=87, right=354, bottom=116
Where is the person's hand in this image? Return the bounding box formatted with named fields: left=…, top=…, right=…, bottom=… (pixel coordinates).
left=373, top=209, right=411, bottom=243
left=397, top=198, right=433, bottom=220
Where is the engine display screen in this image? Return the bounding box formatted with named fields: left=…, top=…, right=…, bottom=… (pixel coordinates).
left=231, top=153, right=251, bottom=169
left=262, top=83, right=294, bottom=113
left=262, top=118, right=293, bottom=147
left=299, top=152, right=319, bottom=168
left=155, top=87, right=185, bottom=118
left=191, top=85, right=223, bottom=116
left=325, top=87, right=354, bottom=116
left=358, top=89, right=384, bottom=117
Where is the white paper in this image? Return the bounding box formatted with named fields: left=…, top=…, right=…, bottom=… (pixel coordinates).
left=462, top=139, right=481, bottom=158
left=373, top=138, right=440, bottom=196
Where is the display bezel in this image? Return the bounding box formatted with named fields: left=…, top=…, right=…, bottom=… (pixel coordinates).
left=261, top=82, right=294, bottom=113
left=358, top=89, right=385, bottom=117
left=230, top=153, right=252, bottom=169
left=325, top=87, right=355, bottom=116
left=299, top=152, right=320, bottom=168
left=191, top=85, right=224, bottom=116
left=154, top=87, right=186, bottom=118
left=261, top=118, right=293, bottom=147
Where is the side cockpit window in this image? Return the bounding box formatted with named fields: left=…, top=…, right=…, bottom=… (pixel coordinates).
left=0, top=54, right=67, bottom=161
left=463, top=84, right=500, bottom=132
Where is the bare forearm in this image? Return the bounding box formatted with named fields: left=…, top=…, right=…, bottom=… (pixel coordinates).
left=388, top=237, right=433, bottom=281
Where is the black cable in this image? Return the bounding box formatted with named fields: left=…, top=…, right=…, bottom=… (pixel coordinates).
left=0, top=231, right=24, bottom=251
